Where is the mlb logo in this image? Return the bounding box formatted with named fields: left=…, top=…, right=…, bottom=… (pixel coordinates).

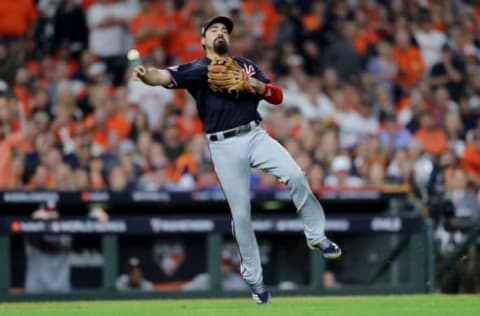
left=152, top=242, right=185, bottom=277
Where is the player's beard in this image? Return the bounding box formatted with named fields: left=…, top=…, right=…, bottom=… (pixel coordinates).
left=213, top=37, right=229, bottom=55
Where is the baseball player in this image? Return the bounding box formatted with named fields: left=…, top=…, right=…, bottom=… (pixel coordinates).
left=132, top=16, right=341, bottom=304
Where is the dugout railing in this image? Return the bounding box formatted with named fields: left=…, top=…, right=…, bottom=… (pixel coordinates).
left=0, top=185, right=436, bottom=302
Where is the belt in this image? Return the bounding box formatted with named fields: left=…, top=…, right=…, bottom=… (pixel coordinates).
left=207, top=120, right=259, bottom=142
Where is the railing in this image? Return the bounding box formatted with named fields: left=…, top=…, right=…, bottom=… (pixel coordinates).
left=0, top=185, right=435, bottom=301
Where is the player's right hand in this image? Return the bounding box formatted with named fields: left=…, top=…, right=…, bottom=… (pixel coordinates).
left=132, top=66, right=146, bottom=82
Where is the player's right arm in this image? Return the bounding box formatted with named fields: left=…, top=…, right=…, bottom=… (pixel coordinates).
left=132, top=66, right=174, bottom=88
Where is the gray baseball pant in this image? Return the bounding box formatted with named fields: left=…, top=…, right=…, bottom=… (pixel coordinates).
left=208, top=126, right=326, bottom=287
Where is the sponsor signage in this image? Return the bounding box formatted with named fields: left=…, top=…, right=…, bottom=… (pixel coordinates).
left=2, top=216, right=422, bottom=235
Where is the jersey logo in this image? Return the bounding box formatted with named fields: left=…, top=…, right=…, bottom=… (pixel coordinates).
left=168, top=65, right=179, bottom=72
left=243, top=64, right=256, bottom=77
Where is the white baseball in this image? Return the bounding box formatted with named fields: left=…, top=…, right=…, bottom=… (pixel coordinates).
left=127, top=49, right=140, bottom=61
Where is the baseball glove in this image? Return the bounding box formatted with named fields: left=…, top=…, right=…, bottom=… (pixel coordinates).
left=207, top=56, right=249, bottom=95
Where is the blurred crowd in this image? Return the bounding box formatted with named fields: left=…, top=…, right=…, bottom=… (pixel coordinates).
left=1, top=1, right=480, bottom=207
left=1, top=0, right=479, bottom=293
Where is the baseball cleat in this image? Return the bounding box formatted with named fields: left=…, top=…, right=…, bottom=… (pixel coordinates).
left=251, top=289, right=271, bottom=305
left=308, top=239, right=342, bottom=259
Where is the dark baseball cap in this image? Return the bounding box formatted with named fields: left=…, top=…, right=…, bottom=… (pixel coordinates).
left=201, top=16, right=233, bottom=37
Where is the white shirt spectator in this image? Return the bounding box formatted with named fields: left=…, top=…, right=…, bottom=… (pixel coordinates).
left=115, top=274, right=153, bottom=292
left=87, top=1, right=136, bottom=57
left=415, top=29, right=447, bottom=71
left=128, top=80, right=175, bottom=130
left=283, top=90, right=336, bottom=121
left=324, top=155, right=365, bottom=187
left=334, top=111, right=379, bottom=149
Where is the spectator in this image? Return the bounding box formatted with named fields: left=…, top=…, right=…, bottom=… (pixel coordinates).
left=324, top=155, right=364, bottom=187
left=24, top=200, right=71, bottom=293
left=414, top=9, right=447, bottom=71
left=334, top=93, right=378, bottom=149
left=128, top=0, right=168, bottom=58
left=86, top=0, right=134, bottom=85
left=127, top=66, right=174, bottom=131
left=128, top=111, right=149, bottom=141
left=53, top=0, right=88, bottom=57
left=444, top=111, right=465, bottom=156
left=88, top=154, right=107, bottom=190
left=168, top=10, right=205, bottom=64
left=379, top=114, right=412, bottom=155
left=26, top=164, right=50, bottom=190
left=73, top=168, right=89, bottom=190
left=241, top=0, right=280, bottom=46
left=136, top=164, right=170, bottom=191
left=159, top=124, right=184, bottom=163
left=0, top=44, right=22, bottom=86
left=366, top=162, right=387, bottom=185
left=323, top=21, right=362, bottom=83
left=308, top=163, right=325, bottom=189
left=366, top=41, right=398, bottom=97
left=0, top=0, right=37, bottom=40
left=182, top=252, right=248, bottom=291
left=117, top=140, right=142, bottom=187
left=392, top=28, right=426, bottom=92
left=430, top=44, right=466, bottom=102
left=413, top=111, right=449, bottom=156
left=115, top=257, right=154, bottom=292
left=108, top=164, right=129, bottom=191
left=459, top=128, right=480, bottom=185
left=0, top=92, right=26, bottom=189
left=175, top=99, right=204, bottom=141
left=288, top=77, right=335, bottom=121
left=171, top=135, right=209, bottom=189
left=386, top=148, right=412, bottom=183
left=435, top=168, right=480, bottom=293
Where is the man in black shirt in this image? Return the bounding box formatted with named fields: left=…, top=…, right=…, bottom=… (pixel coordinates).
left=430, top=44, right=466, bottom=102
left=132, top=15, right=341, bottom=304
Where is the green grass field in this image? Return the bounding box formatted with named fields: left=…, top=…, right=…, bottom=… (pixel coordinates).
left=0, top=295, right=478, bottom=316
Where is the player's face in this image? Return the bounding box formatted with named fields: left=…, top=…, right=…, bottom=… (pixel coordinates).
left=203, top=23, right=230, bottom=54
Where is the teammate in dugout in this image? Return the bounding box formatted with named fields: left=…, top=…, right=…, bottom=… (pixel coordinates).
left=132, top=15, right=341, bottom=304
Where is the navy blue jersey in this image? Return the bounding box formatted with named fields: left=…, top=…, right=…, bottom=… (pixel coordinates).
left=167, top=56, right=271, bottom=133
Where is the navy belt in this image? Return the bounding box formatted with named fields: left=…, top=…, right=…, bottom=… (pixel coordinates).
left=207, top=120, right=260, bottom=142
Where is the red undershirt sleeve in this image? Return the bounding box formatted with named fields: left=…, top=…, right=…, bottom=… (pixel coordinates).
left=261, top=83, right=283, bottom=105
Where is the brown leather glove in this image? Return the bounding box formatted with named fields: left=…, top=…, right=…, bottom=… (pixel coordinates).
left=207, top=56, right=249, bottom=95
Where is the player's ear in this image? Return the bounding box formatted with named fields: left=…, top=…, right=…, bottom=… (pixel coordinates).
left=201, top=37, right=206, bottom=49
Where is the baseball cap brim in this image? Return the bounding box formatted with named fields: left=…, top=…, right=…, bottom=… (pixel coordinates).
left=201, top=16, right=233, bottom=37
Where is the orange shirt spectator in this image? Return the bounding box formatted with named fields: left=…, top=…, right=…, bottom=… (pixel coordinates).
left=354, top=29, right=380, bottom=56
left=392, top=46, right=425, bottom=87
left=175, top=116, right=203, bottom=141
left=413, top=128, right=448, bottom=155
left=302, top=0, right=325, bottom=33
left=413, top=112, right=448, bottom=155
left=163, top=12, right=191, bottom=57
left=459, top=143, right=480, bottom=181
left=129, top=3, right=168, bottom=57
left=0, top=131, right=24, bottom=189
left=175, top=30, right=204, bottom=63
left=242, top=0, right=280, bottom=45
left=84, top=112, right=130, bottom=151
left=14, top=85, right=33, bottom=118
left=171, top=153, right=198, bottom=183
left=0, top=0, right=37, bottom=38
left=168, top=12, right=204, bottom=63
left=302, top=14, right=323, bottom=32
left=392, top=29, right=426, bottom=87
left=353, top=9, right=379, bottom=56
left=176, top=100, right=203, bottom=140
